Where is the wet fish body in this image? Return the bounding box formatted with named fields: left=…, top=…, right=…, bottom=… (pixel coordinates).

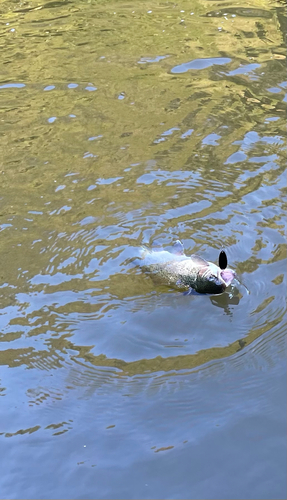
left=140, top=242, right=235, bottom=295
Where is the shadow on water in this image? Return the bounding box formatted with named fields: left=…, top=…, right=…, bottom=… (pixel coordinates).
left=209, top=290, right=241, bottom=315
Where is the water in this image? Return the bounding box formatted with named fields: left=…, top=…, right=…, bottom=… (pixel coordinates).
left=0, top=0, right=286, bottom=498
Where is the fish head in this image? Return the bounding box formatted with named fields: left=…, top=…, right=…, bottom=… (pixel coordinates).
left=197, top=264, right=235, bottom=294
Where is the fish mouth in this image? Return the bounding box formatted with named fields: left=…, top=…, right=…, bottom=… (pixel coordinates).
left=220, top=269, right=235, bottom=287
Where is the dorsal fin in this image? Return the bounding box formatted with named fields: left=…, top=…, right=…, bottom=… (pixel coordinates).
left=171, top=239, right=185, bottom=255
left=190, top=254, right=209, bottom=266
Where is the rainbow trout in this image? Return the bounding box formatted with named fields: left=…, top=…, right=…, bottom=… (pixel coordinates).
left=140, top=240, right=235, bottom=295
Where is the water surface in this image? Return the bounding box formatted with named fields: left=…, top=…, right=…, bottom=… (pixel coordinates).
left=0, top=0, right=286, bottom=498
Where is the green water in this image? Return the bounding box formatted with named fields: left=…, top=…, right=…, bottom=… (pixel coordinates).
left=0, top=0, right=286, bottom=498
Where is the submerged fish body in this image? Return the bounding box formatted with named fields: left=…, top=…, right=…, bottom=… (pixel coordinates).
left=140, top=242, right=235, bottom=295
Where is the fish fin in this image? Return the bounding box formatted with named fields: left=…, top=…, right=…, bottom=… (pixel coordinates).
left=176, top=279, right=185, bottom=287
left=171, top=239, right=185, bottom=255
left=190, top=254, right=209, bottom=266
left=183, top=287, right=202, bottom=296
left=221, top=269, right=235, bottom=286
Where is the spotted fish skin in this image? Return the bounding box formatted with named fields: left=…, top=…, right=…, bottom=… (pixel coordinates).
left=140, top=245, right=235, bottom=295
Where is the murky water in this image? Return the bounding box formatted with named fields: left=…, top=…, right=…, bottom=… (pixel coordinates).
left=0, top=0, right=286, bottom=498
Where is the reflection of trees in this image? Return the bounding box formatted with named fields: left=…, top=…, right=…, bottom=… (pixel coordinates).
left=0, top=0, right=286, bottom=383
left=275, top=4, right=286, bottom=45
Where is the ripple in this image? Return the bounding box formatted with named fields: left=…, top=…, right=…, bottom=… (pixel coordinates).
left=3, top=425, right=41, bottom=438
left=44, top=85, right=56, bottom=91
left=171, top=57, right=231, bottom=74
left=0, top=83, right=26, bottom=89
left=225, top=63, right=261, bottom=80
left=206, top=8, right=273, bottom=18
left=0, top=2, right=286, bottom=497
left=136, top=169, right=201, bottom=187
left=138, top=55, right=170, bottom=64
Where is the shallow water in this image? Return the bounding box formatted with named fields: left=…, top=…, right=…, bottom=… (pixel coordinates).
left=0, top=0, right=286, bottom=498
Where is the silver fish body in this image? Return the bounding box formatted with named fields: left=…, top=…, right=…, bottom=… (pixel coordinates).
left=140, top=244, right=235, bottom=295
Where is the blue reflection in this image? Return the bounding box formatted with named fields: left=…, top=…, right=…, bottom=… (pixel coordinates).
left=171, top=57, right=231, bottom=73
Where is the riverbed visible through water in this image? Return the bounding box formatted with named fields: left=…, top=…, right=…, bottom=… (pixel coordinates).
left=0, top=0, right=286, bottom=498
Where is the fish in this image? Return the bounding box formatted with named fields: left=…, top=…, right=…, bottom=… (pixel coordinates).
left=139, top=240, right=236, bottom=295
